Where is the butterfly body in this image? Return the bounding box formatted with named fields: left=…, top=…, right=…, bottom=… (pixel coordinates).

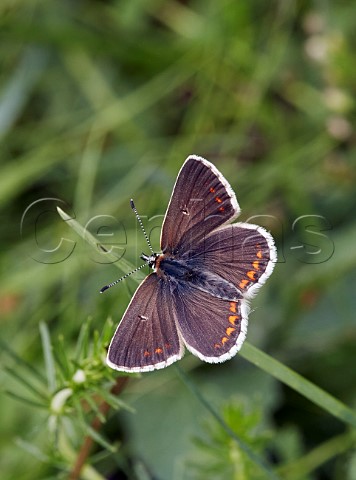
left=106, top=155, right=277, bottom=373
left=146, top=252, right=243, bottom=301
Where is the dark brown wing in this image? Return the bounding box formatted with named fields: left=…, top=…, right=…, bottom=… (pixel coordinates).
left=160, top=155, right=240, bottom=255
left=185, top=223, right=277, bottom=299
left=173, top=283, right=248, bottom=362
left=107, top=274, right=184, bottom=372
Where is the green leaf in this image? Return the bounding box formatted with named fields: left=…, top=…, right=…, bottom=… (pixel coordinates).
left=95, top=387, right=135, bottom=413
left=84, top=424, right=118, bottom=453
left=82, top=394, right=106, bottom=423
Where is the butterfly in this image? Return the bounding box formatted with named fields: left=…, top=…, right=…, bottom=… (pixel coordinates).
left=104, top=155, right=276, bottom=372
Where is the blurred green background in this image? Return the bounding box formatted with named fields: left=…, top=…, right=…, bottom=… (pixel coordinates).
left=1, top=1, right=356, bottom=479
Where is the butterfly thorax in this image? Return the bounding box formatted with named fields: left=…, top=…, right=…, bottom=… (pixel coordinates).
left=146, top=253, right=242, bottom=301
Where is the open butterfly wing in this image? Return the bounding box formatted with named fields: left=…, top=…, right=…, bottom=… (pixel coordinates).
left=160, top=155, right=240, bottom=255
left=107, top=274, right=184, bottom=372
left=173, top=283, right=248, bottom=362
left=185, top=223, right=276, bottom=298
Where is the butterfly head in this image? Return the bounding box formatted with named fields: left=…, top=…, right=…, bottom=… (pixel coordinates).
left=140, top=252, right=160, bottom=270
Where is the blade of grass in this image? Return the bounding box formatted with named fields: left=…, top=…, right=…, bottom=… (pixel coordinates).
left=4, top=365, right=47, bottom=400
left=240, top=342, right=356, bottom=428
left=92, top=329, right=101, bottom=358
left=39, top=322, right=57, bottom=394
left=0, top=338, right=47, bottom=384
left=15, top=437, right=51, bottom=463
left=277, top=431, right=356, bottom=479
left=75, top=319, right=91, bottom=363
left=53, top=334, right=73, bottom=380
left=57, top=207, right=144, bottom=281
left=0, top=46, right=49, bottom=138
left=99, top=317, right=115, bottom=346
left=4, top=390, right=48, bottom=409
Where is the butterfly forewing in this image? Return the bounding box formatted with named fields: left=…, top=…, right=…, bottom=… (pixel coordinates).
left=160, top=155, right=240, bottom=255
left=107, top=274, right=184, bottom=372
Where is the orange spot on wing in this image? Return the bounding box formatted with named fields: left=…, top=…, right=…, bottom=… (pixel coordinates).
left=144, top=351, right=150, bottom=357
left=219, top=206, right=225, bottom=212
left=256, top=250, right=263, bottom=259
left=229, top=302, right=237, bottom=313
left=229, top=315, right=239, bottom=325
left=252, top=260, right=260, bottom=270
left=221, top=336, right=229, bottom=345
left=247, top=270, right=256, bottom=280
left=226, top=327, right=236, bottom=336
left=239, top=279, right=249, bottom=289
left=155, top=347, right=163, bottom=354
left=215, top=196, right=222, bottom=203
left=214, top=343, right=221, bottom=349
left=209, top=187, right=215, bottom=193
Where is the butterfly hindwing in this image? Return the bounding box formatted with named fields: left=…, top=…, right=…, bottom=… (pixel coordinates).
left=107, top=274, right=184, bottom=372
left=173, top=283, right=248, bottom=362
left=161, top=155, right=240, bottom=255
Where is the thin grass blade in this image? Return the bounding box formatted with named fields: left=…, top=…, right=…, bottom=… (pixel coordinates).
left=57, top=206, right=144, bottom=281
left=0, top=338, right=46, bottom=384
left=240, top=342, right=356, bottom=428
left=4, top=365, right=47, bottom=400
left=39, top=322, right=57, bottom=393
left=4, top=390, right=48, bottom=409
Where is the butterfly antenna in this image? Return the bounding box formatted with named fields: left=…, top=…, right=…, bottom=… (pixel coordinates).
left=130, top=198, right=154, bottom=254
left=100, top=263, right=147, bottom=293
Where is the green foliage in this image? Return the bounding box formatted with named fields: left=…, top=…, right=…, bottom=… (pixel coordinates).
left=189, top=398, right=272, bottom=480
left=2, top=319, right=130, bottom=478
left=1, top=0, right=356, bottom=479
